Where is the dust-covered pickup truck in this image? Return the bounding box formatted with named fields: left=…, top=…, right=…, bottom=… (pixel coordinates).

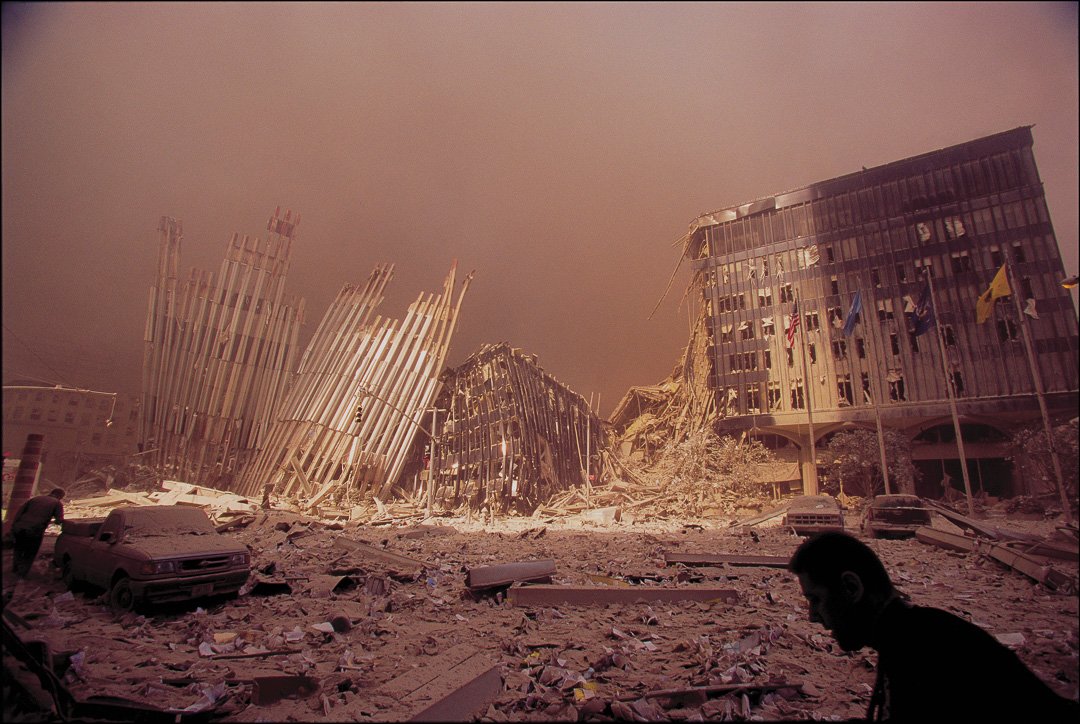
left=53, top=505, right=251, bottom=612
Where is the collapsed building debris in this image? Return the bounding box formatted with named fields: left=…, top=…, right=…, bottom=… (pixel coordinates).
left=423, top=343, right=607, bottom=515
left=142, top=210, right=305, bottom=490
left=234, top=262, right=471, bottom=507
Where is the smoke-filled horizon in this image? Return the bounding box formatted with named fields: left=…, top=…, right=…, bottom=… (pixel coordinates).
left=3, top=3, right=1077, bottom=418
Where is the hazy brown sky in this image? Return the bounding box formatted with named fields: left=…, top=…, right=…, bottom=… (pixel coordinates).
left=3, top=2, right=1077, bottom=417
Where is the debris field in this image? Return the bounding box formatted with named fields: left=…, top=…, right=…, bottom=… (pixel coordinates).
left=3, top=494, right=1077, bottom=722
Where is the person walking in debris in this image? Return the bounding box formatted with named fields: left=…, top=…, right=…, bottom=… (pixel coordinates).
left=10, top=487, right=65, bottom=578
left=790, top=531, right=1078, bottom=721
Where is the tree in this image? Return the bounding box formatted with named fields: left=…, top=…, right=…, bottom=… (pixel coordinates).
left=818, top=428, right=919, bottom=498
left=1006, top=418, right=1078, bottom=497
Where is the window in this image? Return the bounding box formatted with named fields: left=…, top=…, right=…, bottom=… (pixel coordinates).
left=720, top=324, right=733, bottom=343
left=833, top=339, right=847, bottom=358
left=787, top=348, right=795, bottom=367
left=805, top=312, right=820, bottom=331
left=910, top=335, right=920, bottom=354
left=64, top=412, right=75, bottom=425
left=762, top=318, right=776, bottom=337
left=825, top=245, right=835, bottom=263
left=916, top=222, right=932, bottom=242
left=871, top=268, right=881, bottom=287
left=877, top=298, right=894, bottom=322
left=780, top=284, right=794, bottom=304
left=1012, top=243, right=1026, bottom=264
left=837, top=374, right=853, bottom=406
left=888, top=374, right=906, bottom=402
left=856, top=338, right=866, bottom=358
left=758, top=289, right=772, bottom=307
left=890, top=333, right=901, bottom=356
left=47, top=409, right=59, bottom=423
left=997, top=318, right=1019, bottom=342
left=29, top=408, right=42, bottom=421
left=944, top=216, right=966, bottom=238
left=952, top=370, right=965, bottom=396
left=830, top=276, right=840, bottom=295
left=990, top=246, right=1004, bottom=267
left=791, top=383, right=805, bottom=410
left=69, top=396, right=80, bottom=406
left=945, top=325, right=957, bottom=346
left=862, top=373, right=871, bottom=403
left=767, top=383, right=782, bottom=411
left=896, top=264, right=907, bottom=283
left=1020, top=277, right=1033, bottom=300
left=747, top=384, right=761, bottom=413
left=738, top=294, right=747, bottom=310
left=763, top=349, right=772, bottom=369
left=950, top=251, right=972, bottom=273
left=729, top=354, right=738, bottom=371
left=13, top=406, right=24, bottom=420
left=740, top=322, right=755, bottom=341
left=809, top=343, right=817, bottom=364
left=745, top=352, right=756, bottom=370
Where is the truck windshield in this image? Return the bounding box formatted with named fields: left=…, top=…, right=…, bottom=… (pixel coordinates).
left=121, top=507, right=216, bottom=537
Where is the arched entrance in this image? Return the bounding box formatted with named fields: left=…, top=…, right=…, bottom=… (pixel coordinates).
left=911, top=422, right=1012, bottom=499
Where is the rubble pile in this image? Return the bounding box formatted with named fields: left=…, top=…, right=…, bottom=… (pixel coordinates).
left=4, top=501, right=1076, bottom=722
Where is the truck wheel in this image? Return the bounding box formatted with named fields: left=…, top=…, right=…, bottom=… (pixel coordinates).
left=60, top=556, right=77, bottom=590
left=110, top=577, right=137, bottom=613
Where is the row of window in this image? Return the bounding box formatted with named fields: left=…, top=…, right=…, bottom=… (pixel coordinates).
left=9, top=389, right=124, bottom=412
left=702, top=145, right=1040, bottom=256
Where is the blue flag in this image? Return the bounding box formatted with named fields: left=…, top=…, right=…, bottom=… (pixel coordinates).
left=911, top=283, right=935, bottom=337
left=842, top=291, right=862, bottom=337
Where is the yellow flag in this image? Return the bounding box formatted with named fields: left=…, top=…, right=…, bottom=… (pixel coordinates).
left=976, top=265, right=1011, bottom=323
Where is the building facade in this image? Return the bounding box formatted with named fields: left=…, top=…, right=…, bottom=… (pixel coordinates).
left=684, top=126, right=1078, bottom=498
left=2, top=385, right=142, bottom=488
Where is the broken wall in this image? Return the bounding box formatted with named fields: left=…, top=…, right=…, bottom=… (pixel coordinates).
left=141, top=209, right=304, bottom=489
left=424, top=343, right=606, bottom=514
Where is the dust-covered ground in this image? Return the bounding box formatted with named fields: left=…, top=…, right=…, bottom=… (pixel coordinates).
left=3, top=507, right=1078, bottom=722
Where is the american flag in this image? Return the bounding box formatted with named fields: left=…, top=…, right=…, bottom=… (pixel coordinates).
left=786, top=300, right=800, bottom=349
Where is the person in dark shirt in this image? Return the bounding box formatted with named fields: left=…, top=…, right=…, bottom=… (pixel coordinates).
left=789, top=531, right=1078, bottom=721
left=10, top=488, right=65, bottom=577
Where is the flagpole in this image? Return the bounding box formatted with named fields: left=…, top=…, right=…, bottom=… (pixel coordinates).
left=860, top=289, right=892, bottom=495
left=795, top=292, right=818, bottom=496
left=1002, top=260, right=1072, bottom=524
left=923, top=268, right=976, bottom=516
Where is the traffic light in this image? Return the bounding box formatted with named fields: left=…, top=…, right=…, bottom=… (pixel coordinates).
left=355, top=405, right=363, bottom=424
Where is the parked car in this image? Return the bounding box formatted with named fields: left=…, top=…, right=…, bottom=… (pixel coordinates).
left=861, top=494, right=931, bottom=538
left=782, top=495, right=845, bottom=536
left=54, top=505, right=251, bottom=612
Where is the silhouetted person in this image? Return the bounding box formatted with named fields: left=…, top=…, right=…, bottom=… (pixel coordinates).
left=790, top=531, right=1078, bottom=721
left=10, top=487, right=65, bottom=577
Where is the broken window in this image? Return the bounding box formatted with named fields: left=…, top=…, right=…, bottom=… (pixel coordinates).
left=950, top=251, right=972, bottom=273
left=780, top=284, right=794, bottom=304
left=990, top=246, right=1004, bottom=267
left=1020, top=277, right=1033, bottom=300
left=871, top=268, right=881, bottom=288
left=916, top=222, right=932, bottom=242
left=808, top=343, right=817, bottom=364
left=896, top=263, right=907, bottom=283
left=944, top=216, right=966, bottom=238
left=790, top=382, right=805, bottom=410
left=825, top=245, right=835, bottom=264
left=805, top=311, right=820, bottom=331
left=1012, top=243, right=1026, bottom=264
left=762, top=317, right=775, bottom=337
left=837, top=374, right=853, bottom=406
left=798, top=245, right=820, bottom=269
left=861, top=372, right=871, bottom=403
left=952, top=370, right=965, bottom=396
left=890, top=333, right=901, bottom=356
left=945, top=325, right=957, bottom=346
left=747, top=384, right=761, bottom=413
left=910, top=334, right=920, bottom=353
left=745, top=352, right=756, bottom=370
left=758, top=289, right=773, bottom=307
left=720, top=324, right=733, bottom=343
left=830, top=276, right=840, bottom=295
left=739, top=321, right=755, bottom=340
left=914, top=257, right=935, bottom=277
left=763, top=349, right=772, bottom=368
left=728, top=353, right=737, bottom=371
left=787, top=348, right=794, bottom=367
left=738, top=294, right=747, bottom=310
left=856, top=337, right=866, bottom=358
left=997, top=318, right=1019, bottom=342
left=887, top=371, right=906, bottom=402
left=832, top=339, right=847, bottom=358
left=767, top=382, right=782, bottom=410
